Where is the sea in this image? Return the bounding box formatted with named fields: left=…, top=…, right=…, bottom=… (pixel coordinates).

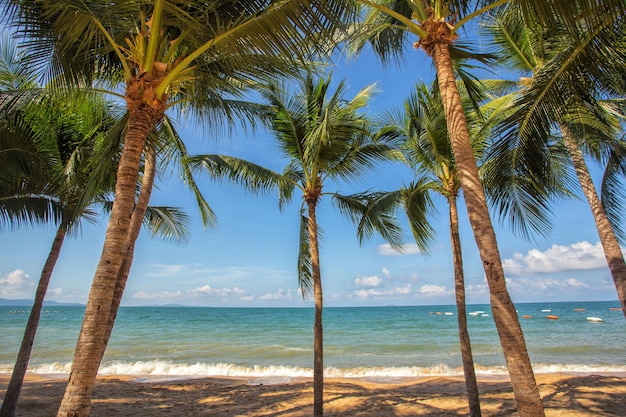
left=1, top=301, right=625, bottom=382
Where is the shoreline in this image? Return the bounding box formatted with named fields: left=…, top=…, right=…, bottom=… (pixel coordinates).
left=2, top=372, right=625, bottom=416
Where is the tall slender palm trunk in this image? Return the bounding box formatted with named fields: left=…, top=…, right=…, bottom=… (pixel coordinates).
left=423, top=22, right=545, bottom=417
left=561, top=126, right=626, bottom=318
left=0, top=221, right=68, bottom=417
left=57, top=102, right=161, bottom=417
left=448, top=196, right=481, bottom=417
left=103, top=148, right=157, bottom=347
left=306, top=195, right=324, bottom=417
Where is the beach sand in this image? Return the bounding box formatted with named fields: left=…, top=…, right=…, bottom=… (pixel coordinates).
left=2, top=373, right=625, bottom=416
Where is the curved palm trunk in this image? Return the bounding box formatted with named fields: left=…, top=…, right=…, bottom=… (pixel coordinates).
left=0, top=220, right=68, bottom=417
left=448, top=196, right=481, bottom=417
left=103, top=148, right=157, bottom=348
left=425, top=24, right=544, bottom=417
left=306, top=200, right=324, bottom=417
left=57, top=101, right=161, bottom=417
left=561, top=126, right=626, bottom=318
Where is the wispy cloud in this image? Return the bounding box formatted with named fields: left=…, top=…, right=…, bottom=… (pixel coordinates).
left=502, top=241, right=615, bottom=276
left=354, top=284, right=412, bottom=299
left=133, top=285, right=248, bottom=301
left=143, top=263, right=288, bottom=282
left=377, top=243, right=422, bottom=256
left=258, top=288, right=293, bottom=301
left=505, top=277, right=591, bottom=294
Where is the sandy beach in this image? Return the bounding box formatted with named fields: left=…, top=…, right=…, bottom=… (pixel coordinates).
left=2, top=373, right=625, bottom=416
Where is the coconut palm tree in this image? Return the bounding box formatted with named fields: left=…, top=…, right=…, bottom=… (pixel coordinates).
left=0, top=34, right=61, bottom=227
left=350, top=2, right=549, bottom=414
left=188, top=73, right=401, bottom=417
left=2, top=2, right=356, bottom=415
left=482, top=3, right=626, bottom=317
left=355, top=81, right=487, bottom=416
left=0, top=86, right=192, bottom=417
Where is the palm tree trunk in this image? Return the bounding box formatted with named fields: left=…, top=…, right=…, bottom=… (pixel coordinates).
left=0, top=221, right=68, bottom=417
left=561, top=125, right=626, bottom=318
left=103, top=148, right=157, bottom=348
left=428, top=30, right=544, bottom=417
left=56, top=104, right=157, bottom=417
left=307, top=200, right=324, bottom=417
left=448, top=196, right=481, bottom=417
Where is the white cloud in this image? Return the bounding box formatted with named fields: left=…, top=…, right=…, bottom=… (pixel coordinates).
left=354, top=284, right=412, bottom=299
left=377, top=243, right=422, bottom=256
left=133, top=290, right=184, bottom=300
left=258, top=288, right=293, bottom=301
left=0, top=269, right=34, bottom=298
left=417, top=284, right=451, bottom=297
left=382, top=267, right=390, bottom=277
left=355, top=275, right=383, bottom=288
left=505, top=277, right=590, bottom=294
left=503, top=241, right=612, bottom=276
left=188, top=285, right=246, bottom=297
left=132, top=285, right=248, bottom=301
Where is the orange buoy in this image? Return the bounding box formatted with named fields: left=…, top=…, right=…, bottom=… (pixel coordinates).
left=546, top=315, right=559, bottom=320
left=609, top=307, right=623, bottom=311
left=522, top=315, right=532, bottom=319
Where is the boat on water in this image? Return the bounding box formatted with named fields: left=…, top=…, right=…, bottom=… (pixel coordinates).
left=546, top=315, right=559, bottom=320
left=609, top=307, right=623, bottom=311
left=587, top=316, right=603, bottom=322
left=541, top=309, right=551, bottom=312
left=573, top=308, right=586, bottom=312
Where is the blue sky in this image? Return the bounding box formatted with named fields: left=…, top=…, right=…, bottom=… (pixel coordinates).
left=1, top=45, right=623, bottom=308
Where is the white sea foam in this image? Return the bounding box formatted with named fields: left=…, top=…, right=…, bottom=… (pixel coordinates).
left=3, top=361, right=625, bottom=379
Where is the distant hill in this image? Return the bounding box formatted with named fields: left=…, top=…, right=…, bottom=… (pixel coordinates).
left=0, top=298, right=83, bottom=307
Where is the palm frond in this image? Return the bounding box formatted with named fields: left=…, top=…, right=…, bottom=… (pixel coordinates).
left=601, top=142, right=626, bottom=244
left=143, top=206, right=191, bottom=244
left=186, top=154, right=283, bottom=195
left=159, top=117, right=217, bottom=228
left=297, top=208, right=313, bottom=299
left=333, top=191, right=404, bottom=250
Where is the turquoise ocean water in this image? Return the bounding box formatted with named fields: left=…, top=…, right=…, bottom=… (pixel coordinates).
left=1, top=301, right=624, bottom=379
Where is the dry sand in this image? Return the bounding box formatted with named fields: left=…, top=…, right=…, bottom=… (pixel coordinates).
left=2, top=373, right=625, bottom=416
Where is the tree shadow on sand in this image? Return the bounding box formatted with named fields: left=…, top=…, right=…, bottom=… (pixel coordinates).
left=2, top=374, right=625, bottom=416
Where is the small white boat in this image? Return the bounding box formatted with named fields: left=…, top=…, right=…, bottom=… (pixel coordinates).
left=468, top=312, right=480, bottom=316
left=541, top=309, right=551, bottom=312
left=587, top=316, right=603, bottom=322
left=444, top=312, right=454, bottom=316
left=481, top=314, right=490, bottom=317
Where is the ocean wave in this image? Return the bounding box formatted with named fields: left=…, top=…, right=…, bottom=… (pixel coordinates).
left=2, top=361, right=625, bottom=378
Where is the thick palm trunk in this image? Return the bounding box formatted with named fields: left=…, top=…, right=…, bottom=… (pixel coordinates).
left=56, top=104, right=159, bottom=417
left=426, top=25, right=544, bottom=417
left=306, top=200, right=324, bottom=417
left=0, top=221, right=68, bottom=417
left=103, top=148, right=157, bottom=348
left=561, top=126, right=626, bottom=318
left=448, top=197, right=481, bottom=417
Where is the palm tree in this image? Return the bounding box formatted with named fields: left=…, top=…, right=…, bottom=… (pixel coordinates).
left=2, top=2, right=356, bottom=415
left=188, top=74, right=400, bottom=417
left=0, top=86, right=191, bottom=417
left=483, top=4, right=626, bottom=317
left=350, top=2, right=549, bottom=415
left=358, top=82, right=486, bottom=416
left=0, top=34, right=62, bottom=228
